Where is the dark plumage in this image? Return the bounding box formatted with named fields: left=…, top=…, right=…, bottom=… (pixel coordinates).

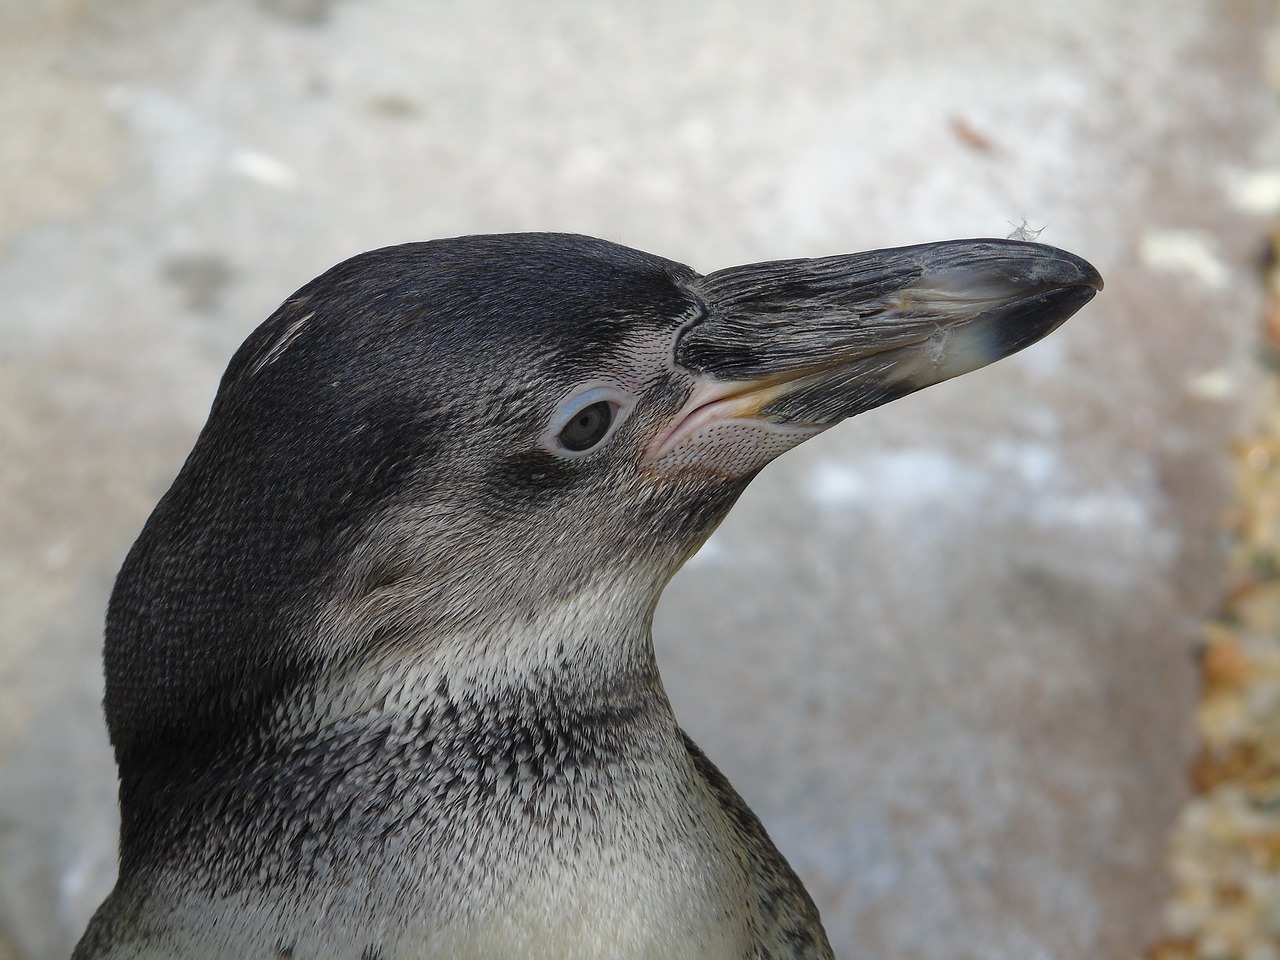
left=75, top=233, right=1101, bottom=959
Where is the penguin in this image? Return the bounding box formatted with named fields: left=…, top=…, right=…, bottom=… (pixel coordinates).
left=74, top=233, right=1101, bottom=960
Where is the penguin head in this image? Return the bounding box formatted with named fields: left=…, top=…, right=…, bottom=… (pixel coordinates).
left=104, top=232, right=1100, bottom=781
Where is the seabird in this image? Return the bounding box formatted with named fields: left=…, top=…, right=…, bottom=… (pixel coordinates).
left=74, top=233, right=1101, bottom=959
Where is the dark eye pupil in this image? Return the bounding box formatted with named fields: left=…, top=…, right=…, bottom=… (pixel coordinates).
left=558, top=400, right=614, bottom=452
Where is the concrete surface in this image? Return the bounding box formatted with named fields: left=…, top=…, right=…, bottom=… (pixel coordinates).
left=1, top=1, right=1277, bottom=958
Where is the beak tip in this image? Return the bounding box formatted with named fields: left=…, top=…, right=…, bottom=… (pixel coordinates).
left=1064, top=253, right=1104, bottom=293
left=1022, top=241, right=1103, bottom=293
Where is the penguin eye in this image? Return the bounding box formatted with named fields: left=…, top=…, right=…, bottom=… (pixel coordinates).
left=543, top=384, right=636, bottom=459
left=559, top=401, right=614, bottom=452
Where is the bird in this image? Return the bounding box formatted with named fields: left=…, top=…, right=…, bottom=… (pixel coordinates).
left=74, top=232, right=1101, bottom=960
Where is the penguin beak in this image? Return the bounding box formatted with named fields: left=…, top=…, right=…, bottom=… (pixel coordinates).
left=644, top=239, right=1102, bottom=474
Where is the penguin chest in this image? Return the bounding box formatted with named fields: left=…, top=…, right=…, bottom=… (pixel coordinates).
left=391, top=764, right=757, bottom=960
left=428, top=850, right=753, bottom=960
left=108, top=778, right=757, bottom=960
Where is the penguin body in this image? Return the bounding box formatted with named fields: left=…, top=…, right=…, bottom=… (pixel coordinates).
left=76, top=234, right=1100, bottom=959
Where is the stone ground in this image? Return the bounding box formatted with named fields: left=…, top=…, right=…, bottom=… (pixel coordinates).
left=1, top=1, right=1278, bottom=958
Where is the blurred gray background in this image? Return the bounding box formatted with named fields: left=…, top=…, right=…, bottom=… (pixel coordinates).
left=2, top=1, right=1277, bottom=958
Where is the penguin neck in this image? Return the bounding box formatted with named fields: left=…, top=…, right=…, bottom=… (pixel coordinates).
left=108, top=577, right=767, bottom=960
left=117, top=577, right=684, bottom=875
left=285, top=574, right=673, bottom=749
